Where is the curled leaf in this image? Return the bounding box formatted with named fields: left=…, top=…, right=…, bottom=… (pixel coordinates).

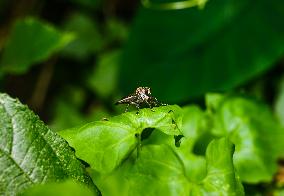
left=59, top=105, right=182, bottom=174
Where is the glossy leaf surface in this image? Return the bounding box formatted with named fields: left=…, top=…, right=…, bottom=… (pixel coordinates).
left=90, top=138, right=244, bottom=196
left=60, top=105, right=183, bottom=173
left=207, top=94, right=284, bottom=183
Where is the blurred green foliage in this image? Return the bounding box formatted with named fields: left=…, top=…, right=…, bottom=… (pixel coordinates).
left=22, top=180, right=97, bottom=196
left=0, top=18, right=73, bottom=74
left=275, top=77, right=284, bottom=126
left=86, top=50, right=120, bottom=98
left=121, top=0, right=284, bottom=102
left=61, top=13, right=102, bottom=60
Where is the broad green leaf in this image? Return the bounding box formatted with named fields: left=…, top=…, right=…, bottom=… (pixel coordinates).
left=177, top=106, right=213, bottom=179
left=124, top=144, right=190, bottom=196
left=0, top=93, right=96, bottom=195
left=120, top=0, right=284, bottom=102
left=59, top=105, right=183, bottom=174
left=174, top=137, right=207, bottom=183
left=21, top=180, right=95, bottom=196
left=0, top=18, right=74, bottom=74
left=90, top=138, right=244, bottom=196
left=207, top=93, right=284, bottom=183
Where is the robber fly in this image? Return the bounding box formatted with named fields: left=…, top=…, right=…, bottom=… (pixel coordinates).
left=116, top=87, right=165, bottom=112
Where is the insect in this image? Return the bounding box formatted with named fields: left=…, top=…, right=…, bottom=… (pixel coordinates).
left=115, top=87, right=165, bottom=112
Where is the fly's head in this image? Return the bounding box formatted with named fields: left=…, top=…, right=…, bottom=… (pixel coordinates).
left=136, top=87, right=151, bottom=101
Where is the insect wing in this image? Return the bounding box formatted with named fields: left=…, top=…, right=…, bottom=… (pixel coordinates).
left=116, top=95, right=138, bottom=105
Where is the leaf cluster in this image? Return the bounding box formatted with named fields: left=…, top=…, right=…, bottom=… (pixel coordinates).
left=1, top=92, right=284, bottom=195
left=59, top=93, right=284, bottom=195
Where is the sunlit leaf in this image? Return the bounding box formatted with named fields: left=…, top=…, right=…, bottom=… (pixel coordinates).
left=207, top=93, right=284, bottom=183
left=59, top=105, right=183, bottom=174
left=90, top=138, right=244, bottom=196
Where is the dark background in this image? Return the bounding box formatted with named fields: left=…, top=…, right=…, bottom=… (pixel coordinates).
left=1, top=0, right=284, bottom=131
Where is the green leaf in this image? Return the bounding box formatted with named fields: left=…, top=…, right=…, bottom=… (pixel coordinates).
left=181, top=105, right=210, bottom=142
left=0, top=18, right=74, bottom=74
left=59, top=105, right=183, bottom=174
left=124, top=144, right=190, bottom=196
left=180, top=105, right=214, bottom=157
left=89, top=138, right=244, bottom=196
left=120, top=0, right=284, bottom=102
left=198, top=138, right=243, bottom=195
left=173, top=137, right=207, bottom=183
left=207, top=93, right=284, bottom=183
left=21, top=180, right=96, bottom=196
left=0, top=93, right=96, bottom=195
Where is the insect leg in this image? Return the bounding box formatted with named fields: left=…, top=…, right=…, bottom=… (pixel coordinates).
left=133, top=102, right=140, bottom=110
left=145, top=100, right=152, bottom=108
left=153, top=97, right=167, bottom=106
left=146, top=100, right=155, bottom=112
left=125, top=104, right=130, bottom=112
left=133, top=102, right=140, bottom=115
